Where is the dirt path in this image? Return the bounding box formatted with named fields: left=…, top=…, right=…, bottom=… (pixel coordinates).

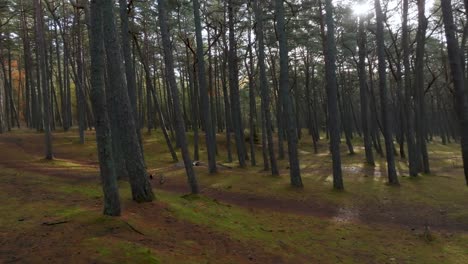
left=0, top=134, right=466, bottom=233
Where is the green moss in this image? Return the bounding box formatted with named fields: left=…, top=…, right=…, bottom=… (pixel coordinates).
left=53, top=207, right=86, bottom=218
left=2, top=130, right=468, bottom=263
left=156, top=190, right=468, bottom=263
left=83, top=237, right=160, bottom=264
left=54, top=183, right=102, bottom=198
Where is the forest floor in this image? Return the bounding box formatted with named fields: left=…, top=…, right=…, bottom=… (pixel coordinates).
left=0, top=129, right=467, bottom=263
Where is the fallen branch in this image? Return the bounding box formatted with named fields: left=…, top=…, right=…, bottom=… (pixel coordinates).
left=42, top=220, right=68, bottom=226
left=124, top=221, right=145, bottom=236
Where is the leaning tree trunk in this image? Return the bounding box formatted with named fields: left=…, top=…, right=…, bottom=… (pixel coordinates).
left=133, top=36, right=178, bottom=162
left=441, top=0, right=468, bottom=185
left=158, top=0, right=199, bottom=194
left=102, top=0, right=154, bottom=202
left=118, top=0, right=145, bottom=161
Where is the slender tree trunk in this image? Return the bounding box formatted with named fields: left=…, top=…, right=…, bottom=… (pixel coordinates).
left=275, top=0, right=302, bottom=187
left=89, top=0, right=121, bottom=216
left=228, top=0, right=247, bottom=167
left=414, top=0, right=430, bottom=174
left=193, top=0, right=217, bottom=173
left=74, top=8, right=86, bottom=144
left=118, top=0, right=145, bottom=161
left=102, top=0, right=154, bottom=202
left=133, top=36, right=178, bottom=162
left=375, top=0, right=399, bottom=185
left=323, top=0, right=343, bottom=190
left=358, top=16, right=375, bottom=166
left=34, top=0, right=53, bottom=160
left=441, top=0, right=468, bottom=184
left=159, top=0, right=199, bottom=194
left=402, top=0, right=418, bottom=177
left=220, top=30, right=233, bottom=162
left=246, top=14, right=257, bottom=167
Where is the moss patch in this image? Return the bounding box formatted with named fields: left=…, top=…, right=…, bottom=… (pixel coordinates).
left=83, top=237, right=160, bottom=264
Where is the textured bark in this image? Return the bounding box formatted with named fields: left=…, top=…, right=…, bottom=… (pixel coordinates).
left=159, top=0, right=199, bottom=194
left=89, top=0, right=121, bottom=216
left=104, top=65, right=129, bottom=180
left=220, top=27, right=233, bottom=162
left=441, top=0, right=468, bottom=185
left=246, top=14, right=257, bottom=167
left=118, top=0, right=144, bottom=161
left=375, top=0, right=399, bottom=185
left=323, top=0, right=343, bottom=190
left=358, top=17, right=375, bottom=166
left=228, top=0, right=247, bottom=167
left=74, top=8, right=86, bottom=144
left=402, top=0, right=418, bottom=177
left=193, top=0, right=217, bottom=173
left=34, top=0, right=53, bottom=160
left=275, top=0, right=302, bottom=187
left=102, top=0, right=154, bottom=202
left=414, top=0, right=430, bottom=174
left=19, top=1, right=33, bottom=127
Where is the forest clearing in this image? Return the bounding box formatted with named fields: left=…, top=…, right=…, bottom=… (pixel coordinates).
left=0, top=130, right=467, bottom=263
left=1, top=0, right=468, bottom=263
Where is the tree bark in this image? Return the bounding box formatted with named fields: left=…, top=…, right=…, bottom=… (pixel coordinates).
left=275, top=0, right=302, bottom=187
left=34, top=0, right=53, bottom=160
left=441, top=0, right=468, bottom=185
left=358, top=16, right=375, bottom=166
left=89, top=0, right=121, bottom=216
left=102, top=0, right=154, bottom=202
left=193, top=0, right=217, bottom=173
left=159, top=0, right=199, bottom=194
left=323, top=0, right=343, bottom=189
left=375, top=0, right=399, bottom=185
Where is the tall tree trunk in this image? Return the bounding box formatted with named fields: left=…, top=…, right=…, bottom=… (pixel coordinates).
left=375, top=0, right=399, bottom=185
left=74, top=7, right=86, bottom=144
left=133, top=36, right=178, bottom=162
left=402, top=0, right=418, bottom=177
left=118, top=0, right=145, bottom=160
left=323, top=0, right=343, bottom=190
left=102, top=0, right=154, bottom=202
left=246, top=12, right=257, bottom=167
left=193, top=0, right=217, bottom=173
left=441, top=0, right=468, bottom=185
left=358, top=16, right=375, bottom=166
left=89, top=0, right=121, bottom=216
left=220, top=28, right=233, bottom=162
left=414, top=0, right=430, bottom=174
left=34, top=0, right=53, bottom=160
left=275, top=0, right=302, bottom=187
left=159, top=0, right=199, bottom=194
left=228, top=0, right=247, bottom=167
